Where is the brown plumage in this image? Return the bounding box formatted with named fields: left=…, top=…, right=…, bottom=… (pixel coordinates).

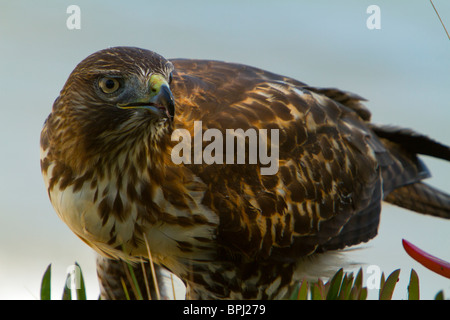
left=40, top=46, right=450, bottom=299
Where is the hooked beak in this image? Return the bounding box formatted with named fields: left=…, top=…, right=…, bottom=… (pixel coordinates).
left=118, top=74, right=175, bottom=122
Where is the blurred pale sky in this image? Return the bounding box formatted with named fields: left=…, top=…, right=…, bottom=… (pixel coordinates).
left=0, top=0, right=449, bottom=300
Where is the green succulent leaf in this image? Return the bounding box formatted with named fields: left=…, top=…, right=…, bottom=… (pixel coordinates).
left=379, top=269, right=400, bottom=300
left=40, top=264, right=52, bottom=300
left=74, top=262, right=87, bottom=300
left=326, top=268, right=344, bottom=300
left=407, top=269, right=420, bottom=300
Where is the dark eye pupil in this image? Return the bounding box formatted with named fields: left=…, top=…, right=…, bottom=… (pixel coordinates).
left=105, top=79, right=115, bottom=89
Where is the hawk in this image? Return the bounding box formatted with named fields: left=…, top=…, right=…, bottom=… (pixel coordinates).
left=40, top=46, right=450, bottom=299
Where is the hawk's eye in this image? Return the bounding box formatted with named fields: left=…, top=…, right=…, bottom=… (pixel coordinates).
left=98, top=77, right=121, bottom=94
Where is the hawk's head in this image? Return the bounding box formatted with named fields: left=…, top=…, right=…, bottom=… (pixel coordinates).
left=45, top=47, right=175, bottom=172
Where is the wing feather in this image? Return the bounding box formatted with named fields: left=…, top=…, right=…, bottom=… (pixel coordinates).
left=169, top=59, right=383, bottom=261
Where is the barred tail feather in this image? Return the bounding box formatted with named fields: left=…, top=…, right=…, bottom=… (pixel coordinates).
left=384, top=182, right=450, bottom=219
